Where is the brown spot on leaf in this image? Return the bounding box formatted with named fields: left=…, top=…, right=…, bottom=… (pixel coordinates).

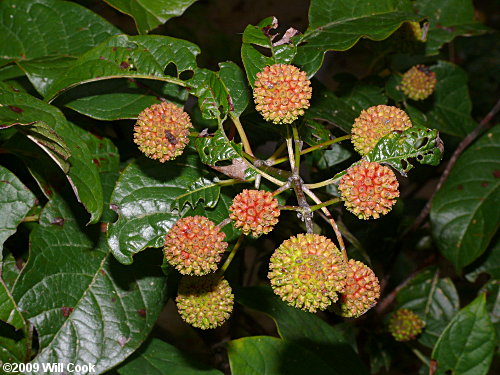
left=481, top=181, right=489, bottom=187
left=457, top=185, right=463, bottom=190
left=51, top=217, right=64, bottom=226
left=92, top=158, right=101, bottom=166
left=493, top=169, right=500, bottom=179
left=100, top=223, right=108, bottom=233
left=120, top=61, right=130, bottom=70
left=137, top=309, right=146, bottom=318
left=61, top=307, right=74, bottom=317
left=8, top=106, right=23, bottom=113
left=99, top=56, right=105, bottom=60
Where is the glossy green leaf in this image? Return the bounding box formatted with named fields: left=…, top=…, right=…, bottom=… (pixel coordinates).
left=117, top=338, right=222, bottom=375
left=465, top=240, right=500, bottom=282
left=62, top=80, right=187, bottom=121
left=414, top=0, right=489, bottom=55
left=174, top=177, right=221, bottom=210
left=0, top=0, right=119, bottom=62
left=189, top=69, right=229, bottom=121
left=43, top=34, right=200, bottom=101
left=316, top=144, right=353, bottom=169
left=17, top=57, right=76, bottom=96
left=296, top=0, right=420, bottom=75
left=0, top=322, right=27, bottom=364
left=104, top=0, right=197, bottom=34
left=427, top=61, right=476, bottom=137
left=396, top=267, right=459, bottom=347
left=431, top=294, right=496, bottom=375
left=12, top=194, right=167, bottom=374
left=366, top=125, right=444, bottom=176
left=0, top=89, right=104, bottom=223
left=227, top=336, right=336, bottom=375
left=0, top=165, right=36, bottom=254
left=241, top=17, right=299, bottom=86
left=236, top=286, right=369, bottom=375
left=195, top=129, right=242, bottom=166
left=218, top=62, right=250, bottom=118
left=431, top=124, right=500, bottom=271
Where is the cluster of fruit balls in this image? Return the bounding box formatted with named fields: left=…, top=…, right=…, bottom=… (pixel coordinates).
left=132, top=62, right=435, bottom=336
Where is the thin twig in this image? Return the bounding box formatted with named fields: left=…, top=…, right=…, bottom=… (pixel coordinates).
left=303, top=186, right=347, bottom=260
left=410, top=97, right=500, bottom=232
left=220, top=234, right=245, bottom=274
left=231, top=114, right=254, bottom=156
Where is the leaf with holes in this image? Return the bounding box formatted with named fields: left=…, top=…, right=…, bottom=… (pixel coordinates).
left=195, top=129, right=242, bottom=166
left=0, top=0, right=119, bottom=63
left=431, top=294, right=496, bottom=375
left=366, top=126, right=444, bottom=176
left=396, top=267, right=459, bottom=348
left=104, top=0, right=198, bottom=35
left=43, top=34, right=200, bottom=101
left=241, top=17, right=299, bottom=86
left=431, top=125, right=500, bottom=271
left=12, top=194, right=167, bottom=375
left=174, top=177, right=221, bottom=210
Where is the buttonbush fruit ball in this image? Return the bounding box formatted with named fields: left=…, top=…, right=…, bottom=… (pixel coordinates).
left=401, top=65, right=437, bottom=101
left=268, top=233, right=347, bottom=312
left=338, top=161, right=400, bottom=220
left=229, top=189, right=280, bottom=237
left=333, top=259, right=380, bottom=318
left=134, top=101, right=192, bottom=162
left=351, top=105, right=412, bottom=155
left=253, top=64, right=312, bottom=124
left=164, top=216, right=228, bottom=275
left=388, top=309, right=425, bottom=342
left=176, top=276, right=234, bottom=330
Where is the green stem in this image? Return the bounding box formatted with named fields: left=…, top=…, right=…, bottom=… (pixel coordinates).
left=303, top=187, right=347, bottom=261
left=286, top=126, right=296, bottom=172
left=271, top=135, right=351, bottom=166
left=220, top=234, right=245, bottom=274
left=231, top=114, right=254, bottom=156
left=310, top=197, right=341, bottom=212
left=291, top=123, right=301, bottom=173
left=22, top=215, right=39, bottom=223
left=305, top=173, right=344, bottom=190
left=411, top=347, right=430, bottom=367
left=267, top=142, right=287, bottom=161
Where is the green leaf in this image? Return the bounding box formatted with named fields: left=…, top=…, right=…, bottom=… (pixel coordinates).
left=366, top=125, right=444, bottom=176
left=218, top=62, right=250, bottom=118
left=431, top=124, right=500, bottom=271
left=107, top=154, right=200, bottom=264
left=413, top=0, right=489, bottom=55
left=12, top=194, right=167, bottom=374
left=0, top=322, right=27, bottom=364
left=0, top=89, right=104, bottom=223
left=396, top=267, right=459, bottom=347
left=236, top=286, right=369, bottom=375
left=427, top=61, right=476, bottom=137
left=62, top=80, right=187, bottom=121
left=0, top=279, right=24, bottom=331
left=0, top=165, right=36, bottom=255
left=316, top=144, right=353, bottom=169
left=104, top=0, right=197, bottom=34
left=465, top=240, right=500, bottom=282
left=174, top=177, right=221, bottom=210
left=188, top=69, right=229, bottom=121
left=195, top=129, right=242, bottom=166
left=431, top=294, right=496, bottom=375
left=43, top=34, right=200, bottom=101
left=0, top=0, right=119, bottom=62
left=296, top=0, right=420, bottom=75
left=227, top=336, right=337, bottom=375
left=117, top=338, right=222, bottom=375
left=241, top=17, right=299, bottom=86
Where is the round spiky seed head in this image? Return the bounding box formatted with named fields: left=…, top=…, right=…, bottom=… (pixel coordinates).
left=333, top=259, right=380, bottom=318
left=401, top=65, right=437, bottom=101
left=338, top=161, right=399, bottom=220
left=229, top=189, right=280, bottom=237
left=176, top=275, right=234, bottom=330
left=164, top=216, right=228, bottom=275
left=253, top=64, right=312, bottom=124
left=134, top=101, right=192, bottom=162
left=268, top=234, right=347, bottom=312
left=388, top=309, right=425, bottom=342
left=351, top=105, right=412, bottom=155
